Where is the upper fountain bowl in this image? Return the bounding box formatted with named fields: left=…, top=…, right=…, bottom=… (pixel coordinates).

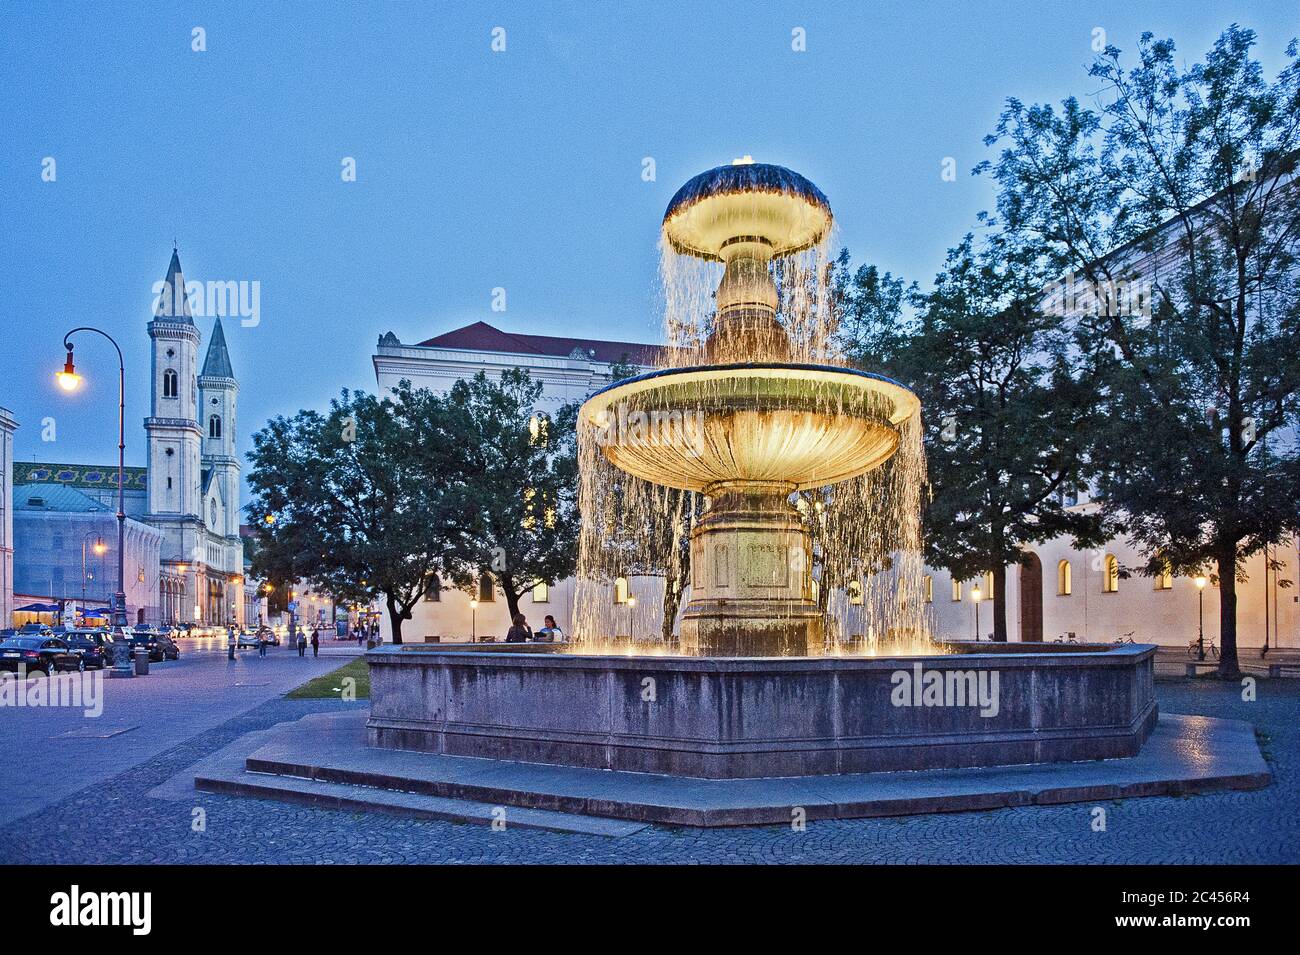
left=663, top=162, right=832, bottom=261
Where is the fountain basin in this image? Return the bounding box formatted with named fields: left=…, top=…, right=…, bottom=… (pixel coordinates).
left=581, top=362, right=919, bottom=492
left=366, top=643, right=1158, bottom=779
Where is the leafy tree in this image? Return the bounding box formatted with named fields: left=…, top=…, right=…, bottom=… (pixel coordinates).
left=978, top=25, right=1300, bottom=673
left=830, top=247, right=917, bottom=374
left=427, top=370, right=581, bottom=625
left=247, top=388, right=464, bottom=643
left=900, top=235, right=1107, bottom=640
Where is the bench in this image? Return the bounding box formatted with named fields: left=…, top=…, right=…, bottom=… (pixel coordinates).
left=1267, top=662, right=1300, bottom=678
left=1185, top=660, right=1220, bottom=677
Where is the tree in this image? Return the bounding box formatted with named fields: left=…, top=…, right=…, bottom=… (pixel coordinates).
left=428, top=370, right=581, bottom=624
left=246, top=388, right=464, bottom=643
left=979, top=25, right=1300, bottom=673
left=899, top=234, right=1108, bottom=641
left=830, top=247, right=917, bottom=374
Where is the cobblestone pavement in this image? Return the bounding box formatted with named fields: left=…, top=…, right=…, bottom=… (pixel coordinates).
left=1, top=678, right=1296, bottom=864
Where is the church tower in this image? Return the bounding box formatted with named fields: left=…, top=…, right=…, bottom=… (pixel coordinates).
left=199, top=317, right=241, bottom=546
left=145, top=250, right=204, bottom=555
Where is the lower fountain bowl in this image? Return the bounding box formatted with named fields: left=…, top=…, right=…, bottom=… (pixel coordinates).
left=365, top=643, right=1158, bottom=779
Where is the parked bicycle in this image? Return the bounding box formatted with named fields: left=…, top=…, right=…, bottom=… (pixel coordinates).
left=1187, top=637, right=1219, bottom=660
left=1053, top=632, right=1082, bottom=645
left=1113, top=631, right=1136, bottom=645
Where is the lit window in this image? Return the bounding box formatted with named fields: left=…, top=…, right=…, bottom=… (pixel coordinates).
left=1155, top=560, right=1173, bottom=591
left=529, top=413, right=549, bottom=447
left=1103, top=555, right=1120, bottom=593
left=984, top=571, right=995, bottom=599
left=1057, top=560, right=1072, bottom=596
left=614, top=576, right=628, bottom=604
left=847, top=580, right=863, bottom=605
left=532, top=582, right=549, bottom=603
left=951, top=579, right=962, bottom=602
left=923, top=575, right=933, bottom=603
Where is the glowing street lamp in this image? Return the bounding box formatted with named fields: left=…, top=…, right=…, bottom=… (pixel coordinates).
left=626, top=595, right=637, bottom=640
left=57, top=328, right=129, bottom=635
left=971, top=586, right=983, bottom=641
left=470, top=598, right=479, bottom=642
left=1195, top=575, right=1208, bottom=661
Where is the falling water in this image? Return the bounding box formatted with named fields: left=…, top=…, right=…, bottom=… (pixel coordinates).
left=570, top=184, right=934, bottom=656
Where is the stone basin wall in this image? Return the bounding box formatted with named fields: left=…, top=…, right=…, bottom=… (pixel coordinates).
left=365, top=644, right=1158, bottom=779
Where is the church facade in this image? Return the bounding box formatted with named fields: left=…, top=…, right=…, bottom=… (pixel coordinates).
left=9, top=250, right=254, bottom=629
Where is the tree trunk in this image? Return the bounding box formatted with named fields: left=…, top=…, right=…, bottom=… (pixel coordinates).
left=661, top=578, right=682, bottom=642
left=1216, top=549, right=1240, bottom=678
left=991, top=563, right=1008, bottom=642
left=499, top=572, right=522, bottom=626
left=384, top=593, right=407, bottom=645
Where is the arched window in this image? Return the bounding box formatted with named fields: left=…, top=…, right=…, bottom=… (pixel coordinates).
left=983, top=571, right=995, bottom=599
left=1155, top=560, right=1173, bottom=591
left=529, top=413, right=550, bottom=448
left=847, top=579, right=863, bottom=605
left=477, top=574, right=495, bottom=602
left=923, top=575, right=933, bottom=603
left=1057, top=560, right=1072, bottom=595
left=208, top=500, right=217, bottom=527
left=209, top=415, right=222, bottom=439
left=163, top=369, right=178, bottom=398
left=951, top=579, right=962, bottom=602
left=1103, top=554, right=1120, bottom=593
left=532, top=582, right=549, bottom=603
left=423, top=574, right=441, bottom=602
left=613, top=576, right=629, bottom=604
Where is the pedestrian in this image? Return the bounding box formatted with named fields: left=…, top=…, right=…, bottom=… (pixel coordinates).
left=505, top=613, right=532, bottom=643
left=257, top=631, right=267, bottom=657
left=310, top=629, right=319, bottom=658
left=297, top=629, right=308, bottom=657
left=535, top=615, right=564, bottom=643
left=227, top=624, right=237, bottom=661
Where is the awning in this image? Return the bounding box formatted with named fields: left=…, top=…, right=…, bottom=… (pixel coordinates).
left=14, top=602, right=60, bottom=613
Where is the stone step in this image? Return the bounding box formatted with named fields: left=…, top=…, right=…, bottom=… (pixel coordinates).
left=194, top=763, right=649, bottom=837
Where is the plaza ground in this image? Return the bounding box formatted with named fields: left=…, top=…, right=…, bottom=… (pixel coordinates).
left=0, top=643, right=1296, bottom=863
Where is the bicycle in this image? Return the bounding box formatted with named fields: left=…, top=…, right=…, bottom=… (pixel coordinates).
left=1053, top=632, right=1082, bottom=645
left=1113, top=631, right=1136, bottom=645
left=1187, top=637, right=1219, bottom=660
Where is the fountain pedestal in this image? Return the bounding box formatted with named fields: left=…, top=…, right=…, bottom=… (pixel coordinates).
left=680, top=481, right=823, bottom=656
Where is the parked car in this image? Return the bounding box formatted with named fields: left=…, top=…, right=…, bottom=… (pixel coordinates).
left=154, top=631, right=180, bottom=660
left=60, top=631, right=110, bottom=670
left=123, top=629, right=165, bottom=662
left=236, top=630, right=263, bottom=649
left=0, top=636, right=78, bottom=674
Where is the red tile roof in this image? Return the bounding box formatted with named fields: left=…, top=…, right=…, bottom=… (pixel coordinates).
left=417, top=321, right=665, bottom=366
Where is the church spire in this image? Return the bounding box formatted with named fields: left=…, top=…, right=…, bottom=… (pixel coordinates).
left=201, top=316, right=234, bottom=378
left=154, top=248, right=195, bottom=323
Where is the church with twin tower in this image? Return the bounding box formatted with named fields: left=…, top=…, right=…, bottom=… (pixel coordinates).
left=146, top=250, right=245, bottom=627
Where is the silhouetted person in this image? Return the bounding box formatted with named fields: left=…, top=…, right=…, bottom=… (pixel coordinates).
left=505, top=613, right=532, bottom=643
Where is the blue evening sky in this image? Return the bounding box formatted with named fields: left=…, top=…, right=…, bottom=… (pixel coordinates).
left=1, top=1, right=1295, bottom=486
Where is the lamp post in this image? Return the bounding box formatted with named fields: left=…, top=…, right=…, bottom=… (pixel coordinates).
left=1195, top=575, right=1208, bottom=660
left=626, top=595, right=637, bottom=640
left=58, top=329, right=128, bottom=635
left=971, top=586, right=982, bottom=641
left=81, top=534, right=106, bottom=612
left=470, top=598, right=478, bottom=642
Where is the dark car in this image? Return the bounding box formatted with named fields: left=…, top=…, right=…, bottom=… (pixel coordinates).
left=61, top=631, right=111, bottom=670
left=0, top=636, right=78, bottom=675
left=153, top=631, right=180, bottom=660
left=123, top=629, right=164, bottom=662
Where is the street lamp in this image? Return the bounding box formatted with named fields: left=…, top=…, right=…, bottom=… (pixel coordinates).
left=1194, top=575, right=1208, bottom=660
left=81, top=534, right=106, bottom=609
left=971, top=586, right=982, bottom=641
left=57, top=329, right=128, bottom=634
left=626, top=595, right=637, bottom=640
left=470, top=598, right=478, bottom=642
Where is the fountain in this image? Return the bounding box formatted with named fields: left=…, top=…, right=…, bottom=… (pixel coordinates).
left=361, top=162, right=1161, bottom=784
left=579, top=162, right=920, bottom=656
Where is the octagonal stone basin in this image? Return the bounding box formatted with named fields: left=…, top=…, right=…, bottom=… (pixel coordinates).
left=365, top=643, right=1158, bottom=779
